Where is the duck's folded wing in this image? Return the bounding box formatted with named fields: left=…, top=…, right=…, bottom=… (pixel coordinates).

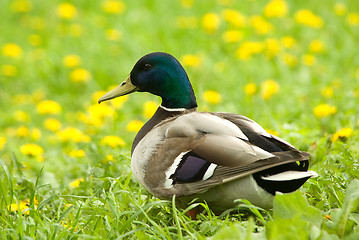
left=148, top=112, right=310, bottom=197
left=179, top=150, right=310, bottom=196
left=151, top=135, right=309, bottom=197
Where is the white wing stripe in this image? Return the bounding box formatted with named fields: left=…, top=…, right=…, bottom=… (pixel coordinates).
left=203, top=163, right=217, bottom=180
left=163, top=151, right=189, bottom=188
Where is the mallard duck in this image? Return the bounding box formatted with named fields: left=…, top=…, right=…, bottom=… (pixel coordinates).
left=98, top=52, right=317, bottom=211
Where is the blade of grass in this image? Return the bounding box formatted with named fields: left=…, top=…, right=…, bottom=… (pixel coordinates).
left=171, top=195, right=183, bottom=240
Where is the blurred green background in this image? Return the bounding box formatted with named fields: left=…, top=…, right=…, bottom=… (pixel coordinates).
left=1, top=0, right=359, bottom=239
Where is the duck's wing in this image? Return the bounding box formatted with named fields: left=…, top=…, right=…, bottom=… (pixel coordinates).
left=145, top=112, right=312, bottom=198
left=213, top=112, right=297, bottom=151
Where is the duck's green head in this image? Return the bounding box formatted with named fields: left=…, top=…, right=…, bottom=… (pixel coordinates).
left=98, top=52, right=197, bottom=109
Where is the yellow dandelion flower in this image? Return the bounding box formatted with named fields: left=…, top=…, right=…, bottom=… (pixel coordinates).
left=324, top=214, right=332, bottom=221
left=101, top=136, right=125, bottom=148
left=57, top=127, right=90, bottom=143
left=203, top=90, right=222, bottom=104
left=43, top=118, right=62, bottom=132
left=92, top=90, right=107, bottom=103
left=37, top=100, right=62, bottom=114
left=265, top=38, right=280, bottom=58
left=106, top=154, right=114, bottom=161
left=0, top=137, right=6, bottom=150
left=11, top=0, right=33, bottom=12
left=88, top=104, right=115, bottom=119
left=236, top=41, right=264, bottom=60
left=19, top=200, right=31, bottom=215
left=81, top=104, right=116, bottom=127
left=347, top=13, right=359, bottom=26
left=14, top=110, right=30, bottom=122
left=61, top=219, right=78, bottom=231
left=309, top=39, right=325, bottom=53
left=68, top=149, right=85, bottom=158
left=302, top=54, right=316, bottom=66
left=69, top=178, right=84, bottom=188
left=143, top=101, right=158, bottom=118
left=181, top=0, right=193, bottom=8
left=63, top=54, right=82, bottom=68
left=1, top=43, right=23, bottom=58
left=244, top=83, right=257, bottom=96
left=295, top=9, right=324, bottom=28
left=127, top=120, right=144, bottom=132
left=103, top=154, right=115, bottom=163
left=8, top=198, right=38, bottom=215
left=176, top=16, right=198, bottom=29
left=261, top=80, right=280, bottom=100
left=28, top=34, right=42, bottom=46
left=76, top=112, right=102, bottom=127
left=181, top=54, right=202, bottom=67
left=202, top=13, right=220, bottom=34
left=250, top=16, right=273, bottom=35
left=266, top=129, right=279, bottom=136
left=57, top=3, right=77, bottom=19
left=102, top=0, right=125, bottom=14
left=222, top=9, right=246, bottom=27
left=1, top=65, right=18, bottom=77
left=320, top=87, right=334, bottom=98
left=313, top=104, right=337, bottom=118
left=331, top=127, right=353, bottom=142
left=334, top=3, right=346, bottom=16
left=281, top=36, right=296, bottom=49
left=61, top=220, right=69, bottom=228
left=222, top=30, right=242, bottom=43
left=264, top=0, right=288, bottom=18
left=281, top=53, right=298, bottom=66
left=31, top=128, right=41, bottom=141
left=70, top=68, right=91, bottom=82
left=65, top=203, right=73, bottom=209
left=20, top=143, right=44, bottom=157
left=106, top=29, right=122, bottom=41
left=8, top=203, right=20, bottom=213
left=16, top=126, right=30, bottom=137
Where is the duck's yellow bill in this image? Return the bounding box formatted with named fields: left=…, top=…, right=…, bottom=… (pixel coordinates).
left=98, top=76, right=138, bottom=103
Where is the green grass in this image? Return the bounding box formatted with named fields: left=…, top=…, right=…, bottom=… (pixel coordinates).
left=1, top=0, right=359, bottom=239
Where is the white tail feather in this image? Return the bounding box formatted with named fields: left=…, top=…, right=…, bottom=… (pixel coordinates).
left=261, top=170, right=318, bottom=181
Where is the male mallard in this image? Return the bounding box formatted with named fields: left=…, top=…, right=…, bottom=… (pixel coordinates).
left=98, top=52, right=317, bottom=210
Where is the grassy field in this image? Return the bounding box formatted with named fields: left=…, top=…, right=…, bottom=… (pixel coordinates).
left=1, top=0, right=359, bottom=239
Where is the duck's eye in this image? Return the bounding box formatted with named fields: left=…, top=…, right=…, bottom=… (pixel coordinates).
left=144, top=63, right=152, bottom=70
